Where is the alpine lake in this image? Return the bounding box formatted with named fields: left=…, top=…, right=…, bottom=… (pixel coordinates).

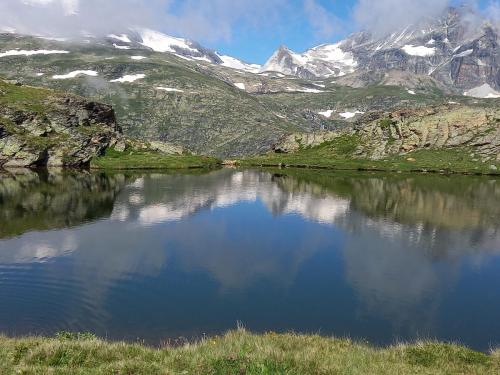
left=0, top=167, right=498, bottom=351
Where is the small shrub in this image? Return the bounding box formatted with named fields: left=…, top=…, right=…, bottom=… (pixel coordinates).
left=379, top=118, right=393, bottom=129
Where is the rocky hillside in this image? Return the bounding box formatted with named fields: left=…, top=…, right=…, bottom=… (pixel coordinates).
left=273, top=104, right=500, bottom=164
left=0, top=79, right=121, bottom=167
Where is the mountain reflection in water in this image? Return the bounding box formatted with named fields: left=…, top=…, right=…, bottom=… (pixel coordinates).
left=0, top=168, right=498, bottom=350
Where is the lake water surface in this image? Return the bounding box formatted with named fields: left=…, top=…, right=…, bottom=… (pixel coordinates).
left=0, top=168, right=499, bottom=351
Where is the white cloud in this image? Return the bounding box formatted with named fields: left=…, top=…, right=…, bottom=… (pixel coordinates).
left=354, top=0, right=500, bottom=36
left=159, top=0, right=288, bottom=43
left=22, top=0, right=79, bottom=15
left=353, top=0, right=450, bottom=36
left=0, top=0, right=174, bottom=38
left=488, top=1, right=500, bottom=16
left=483, top=1, right=500, bottom=27
left=303, top=0, right=343, bottom=39
left=1, top=0, right=497, bottom=51
left=0, top=0, right=287, bottom=43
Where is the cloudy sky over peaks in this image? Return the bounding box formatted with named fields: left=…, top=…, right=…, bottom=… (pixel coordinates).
left=1, top=0, right=498, bottom=63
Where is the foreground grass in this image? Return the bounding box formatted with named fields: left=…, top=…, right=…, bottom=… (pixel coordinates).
left=0, top=331, right=498, bottom=374
left=241, top=143, right=500, bottom=175
left=91, top=149, right=221, bottom=170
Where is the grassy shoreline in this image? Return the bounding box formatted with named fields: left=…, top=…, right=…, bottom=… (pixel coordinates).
left=1, top=330, right=498, bottom=374
left=239, top=148, right=500, bottom=176
left=90, top=142, right=500, bottom=175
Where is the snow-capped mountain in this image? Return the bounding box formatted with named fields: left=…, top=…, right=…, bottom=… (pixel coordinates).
left=261, top=7, right=499, bottom=94
left=107, top=29, right=260, bottom=73
left=261, top=43, right=357, bottom=79
left=0, top=25, right=262, bottom=74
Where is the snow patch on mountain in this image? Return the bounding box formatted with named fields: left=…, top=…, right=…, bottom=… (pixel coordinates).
left=464, top=84, right=500, bottom=99
left=234, top=83, right=246, bottom=90
left=318, top=110, right=335, bottom=118
left=191, top=56, right=211, bottom=63
left=401, top=45, right=436, bottom=57
left=139, top=29, right=196, bottom=54
left=113, top=44, right=131, bottom=50
left=108, top=34, right=131, bottom=43
left=110, top=74, right=145, bottom=83
left=131, top=56, right=147, bottom=60
left=286, top=87, right=324, bottom=93
left=156, top=87, right=184, bottom=93
left=36, top=36, right=68, bottom=42
left=175, top=55, right=192, bottom=61
left=52, top=70, right=98, bottom=79
left=218, top=54, right=261, bottom=73
left=305, top=43, right=357, bottom=74
left=339, top=111, right=364, bottom=119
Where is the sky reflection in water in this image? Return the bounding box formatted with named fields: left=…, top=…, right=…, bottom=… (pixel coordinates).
left=0, top=169, right=499, bottom=350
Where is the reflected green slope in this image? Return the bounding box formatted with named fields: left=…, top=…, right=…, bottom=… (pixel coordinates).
left=0, top=170, right=126, bottom=238
left=267, top=168, right=500, bottom=230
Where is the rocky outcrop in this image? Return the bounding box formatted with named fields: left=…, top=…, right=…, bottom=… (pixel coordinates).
left=273, top=104, right=500, bottom=161
left=273, top=132, right=350, bottom=153
left=357, top=105, right=500, bottom=160
left=0, top=80, right=122, bottom=168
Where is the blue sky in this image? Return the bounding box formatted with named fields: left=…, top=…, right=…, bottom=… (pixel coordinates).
left=214, top=0, right=357, bottom=63
left=2, top=0, right=498, bottom=64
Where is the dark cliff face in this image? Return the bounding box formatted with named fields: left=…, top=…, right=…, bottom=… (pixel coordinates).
left=0, top=80, right=122, bottom=168
left=449, top=26, right=498, bottom=89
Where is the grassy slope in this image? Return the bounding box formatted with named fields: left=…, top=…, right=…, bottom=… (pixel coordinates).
left=240, top=135, right=500, bottom=175
left=0, top=79, right=52, bottom=112
left=0, top=80, right=101, bottom=159
left=1, top=331, right=498, bottom=375
left=0, top=79, right=220, bottom=170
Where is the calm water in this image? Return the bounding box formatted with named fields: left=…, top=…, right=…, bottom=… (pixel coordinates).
left=0, top=168, right=499, bottom=350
